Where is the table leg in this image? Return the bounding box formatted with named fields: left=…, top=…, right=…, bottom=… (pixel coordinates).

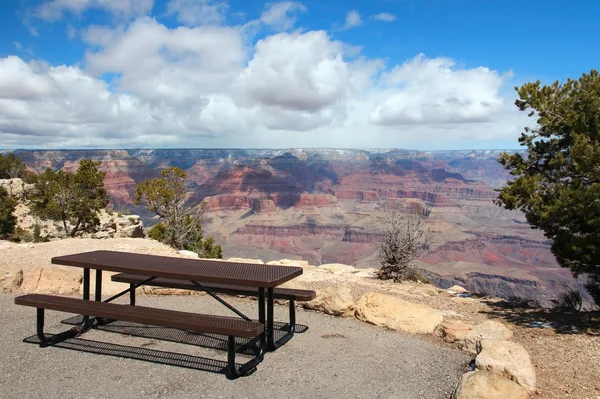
left=79, top=268, right=90, bottom=330
left=95, top=269, right=102, bottom=301
left=266, top=288, right=275, bottom=351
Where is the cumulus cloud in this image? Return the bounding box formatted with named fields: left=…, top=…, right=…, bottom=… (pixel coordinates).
left=343, top=10, right=362, bottom=30
left=369, top=54, right=511, bottom=126
left=371, top=12, right=395, bottom=22
left=166, top=0, right=228, bottom=26
left=235, top=31, right=349, bottom=112
left=260, top=1, right=307, bottom=31
left=85, top=18, right=245, bottom=106
left=34, top=0, right=154, bottom=21
left=2, top=9, right=523, bottom=149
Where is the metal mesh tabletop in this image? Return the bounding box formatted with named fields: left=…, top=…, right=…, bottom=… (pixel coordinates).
left=52, top=250, right=303, bottom=288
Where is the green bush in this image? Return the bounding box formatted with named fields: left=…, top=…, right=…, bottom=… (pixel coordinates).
left=10, top=227, right=33, bottom=243
left=148, top=223, right=167, bottom=242
left=0, top=186, right=17, bottom=239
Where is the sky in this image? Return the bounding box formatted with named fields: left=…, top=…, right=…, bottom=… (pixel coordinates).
left=0, top=0, right=598, bottom=150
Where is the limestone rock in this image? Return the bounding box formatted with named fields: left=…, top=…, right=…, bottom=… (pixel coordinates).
left=267, top=259, right=310, bottom=268
left=303, top=286, right=355, bottom=317
left=436, top=320, right=473, bottom=343
left=177, top=250, right=198, bottom=258
left=452, top=370, right=529, bottom=399
left=19, top=267, right=81, bottom=294
left=461, top=320, right=513, bottom=353
left=226, top=258, right=264, bottom=264
left=0, top=178, right=34, bottom=199
left=475, top=340, right=536, bottom=390
left=448, top=285, right=468, bottom=293
left=318, top=263, right=357, bottom=274
left=355, top=292, right=443, bottom=334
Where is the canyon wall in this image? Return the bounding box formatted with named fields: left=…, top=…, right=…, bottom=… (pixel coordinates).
left=3, top=148, right=573, bottom=305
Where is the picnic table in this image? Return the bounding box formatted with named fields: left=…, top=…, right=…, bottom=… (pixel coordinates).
left=14, top=250, right=315, bottom=379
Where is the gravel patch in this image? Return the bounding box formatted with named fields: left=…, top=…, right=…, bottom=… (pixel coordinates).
left=1, top=293, right=470, bottom=399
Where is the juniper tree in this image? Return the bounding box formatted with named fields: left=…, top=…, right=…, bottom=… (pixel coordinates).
left=135, top=167, right=222, bottom=258
left=497, top=70, right=600, bottom=303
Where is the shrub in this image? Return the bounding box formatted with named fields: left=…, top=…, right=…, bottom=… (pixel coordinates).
left=0, top=186, right=17, bottom=239
left=10, top=227, right=33, bottom=243
left=551, top=286, right=583, bottom=312
left=376, top=212, right=431, bottom=282
left=148, top=223, right=167, bottom=242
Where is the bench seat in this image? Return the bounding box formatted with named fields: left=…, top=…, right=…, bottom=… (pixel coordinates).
left=111, top=273, right=316, bottom=301
left=15, top=294, right=264, bottom=378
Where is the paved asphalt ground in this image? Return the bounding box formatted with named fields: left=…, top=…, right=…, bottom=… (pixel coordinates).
left=0, top=294, right=470, bottom=399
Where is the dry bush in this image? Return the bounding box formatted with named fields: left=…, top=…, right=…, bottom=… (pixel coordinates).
left=376, top=212, right=432, bottom=282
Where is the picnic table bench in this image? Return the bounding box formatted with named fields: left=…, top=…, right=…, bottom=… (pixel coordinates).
left=14, top=250, right=314, bottom=379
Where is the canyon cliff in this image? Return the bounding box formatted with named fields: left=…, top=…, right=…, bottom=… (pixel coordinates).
left=5, top=148, right=572, bottom=305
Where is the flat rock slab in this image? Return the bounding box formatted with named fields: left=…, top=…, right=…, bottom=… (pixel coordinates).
left=2, top=294, right=470, bottom=399
left=356, top=291, right=444, bottom=334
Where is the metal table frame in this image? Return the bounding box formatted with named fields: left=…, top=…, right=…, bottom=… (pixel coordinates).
left=51, top=251, right=304, bottom=353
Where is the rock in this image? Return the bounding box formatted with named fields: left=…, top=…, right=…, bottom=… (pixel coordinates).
left=226, top=258, right=264, bottom=264
left=177, top=250, right=198, bottom=258
left=452, top=370, right=529, bottom=399
left=460, top=320, right=513, bottom=353
left=266, top=259, right=310, bottom=267
left=117, top=224, right=145, bottom=238
left=303, top=286, right=355, bottom=317
left=318, top=263, right=357, bottom=274
left=475, top=340, right=536, bottom=391
left=19, top=267, right=81, bottom=294
left=0, top=178, right=34, bottom=199
left=436, top=320, right=473, bottom=343
left=448, top=285, right=468, bottom=293
left=355, top=292, right=443, bottom=334
left=0, top=266, right=23, bottom=293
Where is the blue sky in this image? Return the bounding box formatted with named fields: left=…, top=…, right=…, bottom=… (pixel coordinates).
left=0, top=0, right=598, bottom=150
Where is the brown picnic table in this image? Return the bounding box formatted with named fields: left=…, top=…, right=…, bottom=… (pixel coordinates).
left=14, top=250, right=314, bottom=379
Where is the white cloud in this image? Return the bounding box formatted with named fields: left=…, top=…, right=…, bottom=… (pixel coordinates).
left=371, top=12, right=395, bottom=22
left=369, top=54, right=511, bottom=126
left=343, top=10, right=362, bottom=30
left=34, top=0, right=154, bottom=21
left=85, top=18, right=245, bottom=106
left=260, top=1, right=307, bottom=32
left=2, top=13, right=524, bottom=149
left=235, top=31, right=349, bottom=114
left=166, top=0, right=228, bottom=26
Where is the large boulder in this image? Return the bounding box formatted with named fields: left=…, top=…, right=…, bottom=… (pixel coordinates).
left=19, top=266, right=81, bottom=294
left=355, top=292, right=443, bottom=334
left=436, top=320, right=474, bottom=343
left=452, top=370, right=530, bottom=399
left=303, top=285, right=355, bottom=317
left=0, top=178, right=34, bottom=199
left=460, top=320, right=513, bottom=353
left=475, top=340, right=536, bottom=391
